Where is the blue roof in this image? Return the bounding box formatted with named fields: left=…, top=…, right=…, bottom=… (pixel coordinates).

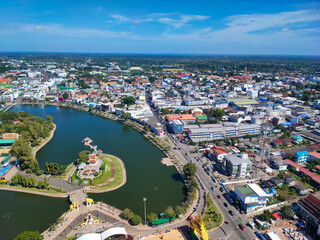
left=295, top=151, right=310, bottom=157
left=281, top=122, right=292, bottom=126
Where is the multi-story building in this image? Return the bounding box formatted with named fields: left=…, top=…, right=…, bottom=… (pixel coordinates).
left=187, top=123, right=261, bottom=142
left=294, top=151, right=310, bottom=164
left=233, top=183, right=276, bottom=213
left=297, top=194, right=320, bottom=235
left=224, top=154, right=252, bottom=178
left=170, top=119, right=184, bottom=134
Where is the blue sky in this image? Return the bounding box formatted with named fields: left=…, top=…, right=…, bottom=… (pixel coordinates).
left=0, top=0, right=319, bottom=55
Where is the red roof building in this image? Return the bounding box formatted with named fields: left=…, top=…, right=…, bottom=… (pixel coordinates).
left=284, top=159, right=320, bottom=185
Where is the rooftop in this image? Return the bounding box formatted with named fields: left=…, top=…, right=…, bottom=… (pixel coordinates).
left=236, top=186, right=257, bottom=197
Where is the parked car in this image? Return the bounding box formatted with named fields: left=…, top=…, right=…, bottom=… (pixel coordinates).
left=211, top=187, right=215, bottom=191
left=239, top=224, right=245, bottom=231
left=223, top=202, right=228, bottom=208
left=217, top=195, right=221, bottom=199
left=228, top=210, right=234, bottom=216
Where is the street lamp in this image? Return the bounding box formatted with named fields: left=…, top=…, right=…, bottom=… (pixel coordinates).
left=143, top=198, right=147, bottom=225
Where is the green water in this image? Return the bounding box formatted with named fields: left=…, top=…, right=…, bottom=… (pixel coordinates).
left=4, top=104, right=184, bottom=238
left=0, top=190, right=68, bottom=240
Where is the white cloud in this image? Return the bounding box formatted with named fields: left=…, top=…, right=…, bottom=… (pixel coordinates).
left=33, top=26, right=45, bottom=31
left=158, top=15, right=210, bottom=28
left=106, top=13, right=209, bottom=28
left=109, top=14, right=130, bottom=23
left=0, top=24, right=141, bottom=40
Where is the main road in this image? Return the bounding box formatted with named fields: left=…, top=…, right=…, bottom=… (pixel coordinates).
left=146, top=92, right=256, bottom=240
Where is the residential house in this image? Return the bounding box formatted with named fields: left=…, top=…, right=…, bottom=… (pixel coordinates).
left=292, top=135, right=304, bottom=144
left=272, top=139, right=284, bottom=148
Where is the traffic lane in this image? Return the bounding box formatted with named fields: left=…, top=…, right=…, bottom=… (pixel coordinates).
left=166, top=135, right=256, bottom=239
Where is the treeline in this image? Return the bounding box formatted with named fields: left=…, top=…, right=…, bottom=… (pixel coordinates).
left=0, top=111, right=53, bottom=147
left=11, top=174, right=49, bottom=189
left=45, top=162, right=67, bottom=175
left=2, top=111, right=54, bottom=170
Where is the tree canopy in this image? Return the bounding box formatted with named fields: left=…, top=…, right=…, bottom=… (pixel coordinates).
left=121, top=96, right=135, bottom=105
left=14, top=231, right=43, bottom=240
left=78, top=150, right=91, bottom=163
left=183, top=163, right=197, bottom=178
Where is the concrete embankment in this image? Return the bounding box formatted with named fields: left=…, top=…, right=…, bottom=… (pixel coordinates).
left=0, top=186, right=68, bottom=198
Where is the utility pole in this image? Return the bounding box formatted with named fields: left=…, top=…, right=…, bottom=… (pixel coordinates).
left=143, top=198, right=147, bottom=225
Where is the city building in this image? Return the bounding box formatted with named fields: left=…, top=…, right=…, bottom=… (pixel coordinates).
left=224, top=154, right=252, bottom=178
left=297, top=194, right=320, bottom=235
left=294, top=151, right=310, bottom=164
left=170, top=119, right=184, bottom=134
left=233, top=183, right=276, bottom=213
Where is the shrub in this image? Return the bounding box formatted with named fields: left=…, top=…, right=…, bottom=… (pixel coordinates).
left=94, top=172, right=99, bottom=177
left=130, top=215, right=141, bottom=225
left=35, top=170, right=44, bottom=176
left=26, top=169, right=32, bottom=174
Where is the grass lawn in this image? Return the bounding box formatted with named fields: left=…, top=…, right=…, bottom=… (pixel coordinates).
left=60, top=163, right=74, bottom=179
left=291, top=172, right=315, bottom=190
left=95, top=155, right=123, bottom=190
left=203, top=193, right=223, bottom=230
left=71, top=170, right=81, bottom=184
left=92, top=158, right=111, bottom=185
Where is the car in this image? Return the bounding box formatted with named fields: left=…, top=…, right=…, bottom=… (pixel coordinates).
left=185, top=153, right=188, bottom=156
left=239, top=224, right=245, bottom=231
left=219, top=187, right=224, bottom=192
left=217, top=195, right=221, bottom=199
left=228, top=210, right=234, bottom=216
left=223, top=203, right=228, bottom=208
left=211, top=187, right=215, bottom=191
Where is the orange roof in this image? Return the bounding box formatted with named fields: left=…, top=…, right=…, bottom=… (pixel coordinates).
left=211, top=146, right=227, bottom=155
left=76, top=94, right=87, bottom=98
left=104, top=81, right=117, bottom=85
left=0, top=78, right=9, bottom=82
left=309, top=151, right=320, bottom=160
left=179, top=114, right=196, bottom=120
left=166, top=114, right=180, bottom=121
left=87, top=159, right=97, bottom=163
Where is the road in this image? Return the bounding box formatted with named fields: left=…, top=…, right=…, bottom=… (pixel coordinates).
left=145, top=91, right=256, bottom=240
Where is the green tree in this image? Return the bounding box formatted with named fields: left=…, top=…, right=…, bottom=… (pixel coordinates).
left=78, top=151, right=91, bottom=163
left=46, top=115, right=53, bottom=123
left=122, top=96, right=135, bottom=105
left=122, top=112, right=130, bottom=121
left=183, top=163, right=197, bottom=177
left=123, top=208, right=134, bottom=220
left=130, top=214, right=141, bottom=225
left=10, top=138, right=38, bottom=170
left=281, top=206, right=295, bottom=219
left=259, top=210, right=272, bottom=222
left=14, top=231, right=43, bottom=240
left=175, top=109, right=181, bottom=114
left=143, top=125, right=150, bottom=133
left=62, top=92, right=69, bottom=100
left=164, top=206, right=176, bottom=219
left=174, top=205, right=185, bottom=216
left=147, top=212, right=158, bottom=223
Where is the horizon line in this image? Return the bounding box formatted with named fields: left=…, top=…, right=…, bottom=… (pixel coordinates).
left=0, top=51, right=319, bottom=58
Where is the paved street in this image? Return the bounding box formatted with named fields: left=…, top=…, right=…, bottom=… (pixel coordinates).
left=21, top=172, right=82, bottom=192
left=145, top=92, right=257, bottom=240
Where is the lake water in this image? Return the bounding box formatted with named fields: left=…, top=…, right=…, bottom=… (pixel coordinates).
left=2, top=104, right=185, bottom=239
